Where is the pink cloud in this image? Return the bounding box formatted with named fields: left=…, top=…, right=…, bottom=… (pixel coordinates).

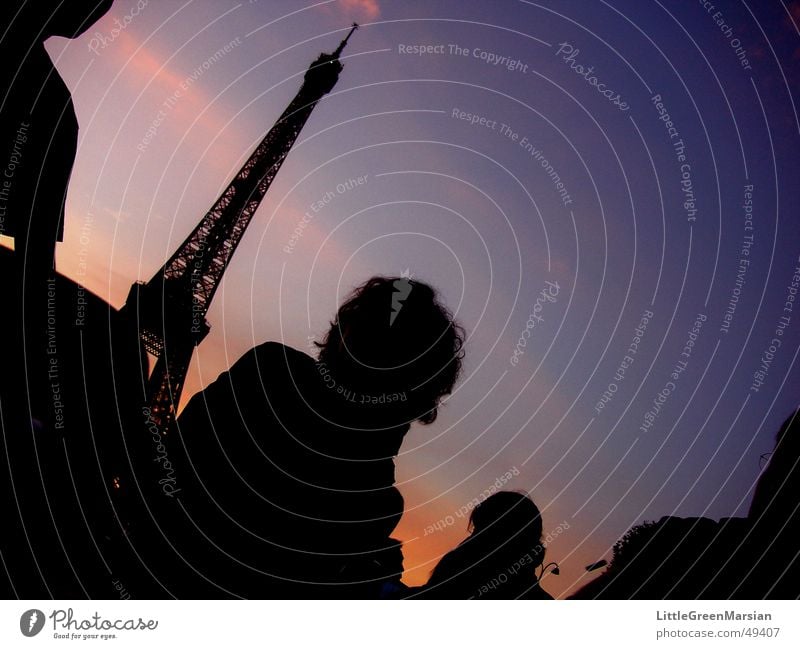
left=340, top=0, right=381, bottom=21
left=316, top=0, right=381, bottom=22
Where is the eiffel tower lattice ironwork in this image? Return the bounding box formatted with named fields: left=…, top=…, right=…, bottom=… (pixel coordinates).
left=123, top=24, right=358, bottom=432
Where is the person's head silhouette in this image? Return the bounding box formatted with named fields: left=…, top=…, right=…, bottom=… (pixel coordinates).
left=315, top=276, right=465, bottom=424
left=467, top=491, right=546, bottom=574
left=423, top=491, right=552, bottom=599
left=749, top=409, right=800, bottom=523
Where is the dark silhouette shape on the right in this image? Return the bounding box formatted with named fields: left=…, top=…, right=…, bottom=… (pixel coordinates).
left=417, top=491, right=553, bottom=599
left=744, top=408, right=800, bottom=597
left=572, top=409, right=800, bottom=599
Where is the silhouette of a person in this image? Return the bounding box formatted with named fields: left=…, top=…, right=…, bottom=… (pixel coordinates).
left=571, top=410, right=800, bottom=599
left=418, top=491, right=553, bottom=599
left=1, top=2, right=113, bottom=431
left=1, top=1, right=113, bottom=272
left=171, top=276, right=464, bottom=597
left=744, top=409, right=800, bottom=598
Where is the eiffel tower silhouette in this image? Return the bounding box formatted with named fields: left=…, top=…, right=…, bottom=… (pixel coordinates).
left=122, top=24, right=358, bottom=432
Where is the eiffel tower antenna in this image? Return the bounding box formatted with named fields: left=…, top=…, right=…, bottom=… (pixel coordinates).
left=123, top=24, right=358, bottom=431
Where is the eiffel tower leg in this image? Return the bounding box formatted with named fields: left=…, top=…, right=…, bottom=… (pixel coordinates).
left=146, top=338, right=194, bottom=434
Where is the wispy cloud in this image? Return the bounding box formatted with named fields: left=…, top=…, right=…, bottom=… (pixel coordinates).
left=341, top=0, right=381, bottom=20
left=317, top=0, right=381, bottom=22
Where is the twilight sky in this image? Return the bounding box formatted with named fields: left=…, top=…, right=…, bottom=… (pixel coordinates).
left=24, top=0, right=800, bottom=596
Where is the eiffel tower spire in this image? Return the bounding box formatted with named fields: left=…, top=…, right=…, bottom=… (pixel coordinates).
left=123, top=24, right=358, bottom=431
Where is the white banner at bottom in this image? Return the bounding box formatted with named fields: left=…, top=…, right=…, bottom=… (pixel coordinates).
left=1, top=600, right=798, bottom=648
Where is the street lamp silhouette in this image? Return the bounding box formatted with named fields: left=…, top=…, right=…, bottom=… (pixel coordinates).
left=538, top=562, right=560, bottom=579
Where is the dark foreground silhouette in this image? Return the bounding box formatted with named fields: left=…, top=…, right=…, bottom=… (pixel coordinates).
left=4, top=249, right=797, bottom=599
left=1, top=0, right=112, bottom=272
left=0, top=269, right=465, bottom=598
left=0, top=248, right=147, bottom=598
left=413, top=491, right=553, bottom=599
left=572, top=410, right=800, bottom=599
left=2, top=2, right=799, bottom=600
left=155, top=276, right=465, bottom=597
left=1, top=0, right=114, bottom=432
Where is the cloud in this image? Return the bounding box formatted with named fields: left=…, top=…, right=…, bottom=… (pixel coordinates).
left=317, top=0, right=381, bottom=22
left=98, top=29, right=250, bottom=166
left=340, top=0, right=381, bottom=21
